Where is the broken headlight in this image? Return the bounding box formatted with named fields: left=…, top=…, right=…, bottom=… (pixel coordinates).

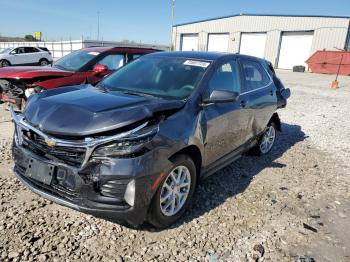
left=92, top=125, right=158, bottom=157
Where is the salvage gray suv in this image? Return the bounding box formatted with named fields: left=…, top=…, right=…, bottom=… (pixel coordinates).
left=11, top=52, right=290, bottom=228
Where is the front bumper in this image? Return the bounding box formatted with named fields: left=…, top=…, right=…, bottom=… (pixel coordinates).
left=13, top=143, right=166, bottom=225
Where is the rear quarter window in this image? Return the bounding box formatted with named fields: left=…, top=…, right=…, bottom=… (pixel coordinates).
left=241, top=60, right=271, bottom=92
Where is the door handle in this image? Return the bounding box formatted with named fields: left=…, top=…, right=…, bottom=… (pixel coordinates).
left=240, top=100, right=247, bottom=108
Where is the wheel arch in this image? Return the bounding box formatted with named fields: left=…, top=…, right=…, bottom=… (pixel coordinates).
left=269, top=112, right=281, bottom=132
left=0, top=59, right=11, bottom=66
left=169, top=145, right=202, bottom=178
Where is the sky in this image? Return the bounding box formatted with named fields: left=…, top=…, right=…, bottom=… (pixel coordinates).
left=0, top=0, right=349, bottom=45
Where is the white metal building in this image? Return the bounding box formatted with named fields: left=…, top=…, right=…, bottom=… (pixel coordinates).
left=172, top=14, right=350, bottom=69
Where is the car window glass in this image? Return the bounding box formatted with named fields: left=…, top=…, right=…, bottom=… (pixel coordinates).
left=101, top=57, right=209, bottom=99
left=97, top=54, right=124, bottom=70
left=241, top=60, right=270, bottom=92
left=1, top=48, right=13, bottom=54
left=54, top=50, right=100, bottom=71
left=132, top=54, right=142, bottom=60
left=24, top=47, right=38, bottom=53
left=16, top=48, right=25, bottom=54
left=208, top=60, right=241, bottom=94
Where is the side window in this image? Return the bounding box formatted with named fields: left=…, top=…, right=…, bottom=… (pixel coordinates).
left=131, top=54, right=142, bottom=60
left=208, top=60, right=241, bottom=94
left=127, top=54, right=142, bottom=63
left=97, top=54, right=125, bottom=70
left=241, top=60, right=271, bottom=92
left=10, top=48, right=18, bottom=54
left=17, top=48, right=25, bottom=54
left=24, top=47, right=38, bottom=53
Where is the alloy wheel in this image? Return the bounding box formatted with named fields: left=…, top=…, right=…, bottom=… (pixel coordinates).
left=40, top=60, right=48, bottom=66
left=259, top=125, right=276, bottom=154
left=1, top=61, right=10, bottom=67
left=159, top=165, right=191, bottom=217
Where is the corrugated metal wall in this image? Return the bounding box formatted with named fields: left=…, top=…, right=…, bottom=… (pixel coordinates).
left=172, top=15, right=350, bottom=67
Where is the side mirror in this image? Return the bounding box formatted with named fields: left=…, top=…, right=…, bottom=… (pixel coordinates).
left=281, top=88, right=291, bottom=99
left=202, top=90, right=239, bottom=105
left=93, top=64, right=108, bottom=75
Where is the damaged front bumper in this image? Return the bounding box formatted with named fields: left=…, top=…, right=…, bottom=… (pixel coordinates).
left=11, top=108, right=169, bottom=225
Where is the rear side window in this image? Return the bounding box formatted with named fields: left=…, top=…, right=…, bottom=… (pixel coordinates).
left=208, top=60, right=241, bottom=94
left=241, top=60, right=271, bottom=92
left=24, top=47, right=39, bottom=53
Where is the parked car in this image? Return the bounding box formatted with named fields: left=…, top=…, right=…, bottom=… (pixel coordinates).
left=0, top=46, right=53, bottom=67
left=11, top=52, right=290, bottom=228
left=0, top=46, right=160, bottom=110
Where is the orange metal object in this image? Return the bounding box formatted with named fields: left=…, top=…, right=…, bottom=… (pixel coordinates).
left=306, top=51, right=350, bottom=76
left=331, top=80, right=339, bottom=89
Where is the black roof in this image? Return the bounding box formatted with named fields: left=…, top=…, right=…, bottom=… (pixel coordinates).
left=174, top=13, right=350, bottom=27
left=148, top=51, right=269, bottom=63
left=148, top=51, right=230, bottom=61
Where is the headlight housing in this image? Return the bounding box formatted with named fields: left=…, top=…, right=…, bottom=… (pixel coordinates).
left=92, top=124, right=158, bottom=157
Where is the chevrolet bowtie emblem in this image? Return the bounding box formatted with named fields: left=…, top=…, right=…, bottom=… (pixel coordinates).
left=45, top=138, right=56, bottom=147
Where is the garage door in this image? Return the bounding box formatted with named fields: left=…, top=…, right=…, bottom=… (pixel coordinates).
left=239, top=33, right=266, bottom=58
left=207, top=34, right=229, bottom=52
left=180, top=34, right=198, bottom=51
left=278, top=32, right=313, bottom=69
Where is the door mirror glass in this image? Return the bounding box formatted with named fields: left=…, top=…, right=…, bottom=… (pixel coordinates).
left=202, top=90, right=239, bottom=104
left=93, top=64, right=108, bottom=75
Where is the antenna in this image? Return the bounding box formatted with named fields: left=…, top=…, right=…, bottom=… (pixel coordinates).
left=171, top=0, right=176, bottom=50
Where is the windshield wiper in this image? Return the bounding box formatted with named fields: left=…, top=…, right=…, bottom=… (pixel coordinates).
left=119, top=91, right=146, bottom=97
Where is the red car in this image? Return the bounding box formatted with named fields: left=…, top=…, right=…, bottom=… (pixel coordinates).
left=0, top=46, right=160, bottom=110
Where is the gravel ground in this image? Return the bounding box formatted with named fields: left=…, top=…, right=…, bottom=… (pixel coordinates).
left=0, top=70, right=350, bottom=261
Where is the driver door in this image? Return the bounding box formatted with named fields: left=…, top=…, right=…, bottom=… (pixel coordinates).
left=87, top=53, right=125, bottom=84
left=10, top=48, right=26, bottom=65
left=201, top=59, right=252, bottom=166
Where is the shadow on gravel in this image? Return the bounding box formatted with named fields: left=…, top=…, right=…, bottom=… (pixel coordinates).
left=122, top=123, right=306, bottom=231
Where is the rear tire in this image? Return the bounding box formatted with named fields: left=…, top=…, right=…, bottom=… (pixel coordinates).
left=148, top=154, right=197, bottom=228
left=39, top=58, right=49, bottom=66
left=0, top=60, right=11, bottom=67
left=250, top=123, right=277, bottom=155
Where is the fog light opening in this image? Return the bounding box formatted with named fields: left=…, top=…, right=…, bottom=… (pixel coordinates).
left=124, top=179, right=135, bottom=206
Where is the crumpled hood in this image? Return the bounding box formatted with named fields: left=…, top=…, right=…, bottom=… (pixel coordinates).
left=0, top=66, right=73, bottom=79
left=23, top=84, right=185, bottom=137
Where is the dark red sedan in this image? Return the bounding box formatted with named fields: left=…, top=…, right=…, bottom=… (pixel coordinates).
left=0, top=46, right=160, bottom=110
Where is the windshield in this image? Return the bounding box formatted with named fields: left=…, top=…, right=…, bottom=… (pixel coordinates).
left=0, top=48, right=12, bottom=54
left=100, top=56, right=210, bottom=99
left=53, top=50, right=100, bottom=71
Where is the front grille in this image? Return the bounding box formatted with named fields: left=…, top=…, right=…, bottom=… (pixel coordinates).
left=21, top=130, right=86, bottom=167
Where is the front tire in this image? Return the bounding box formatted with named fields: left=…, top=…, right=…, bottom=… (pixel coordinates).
left=0, top=60, right=11, bottom=67
left=148, top=155, right=197, bottom=228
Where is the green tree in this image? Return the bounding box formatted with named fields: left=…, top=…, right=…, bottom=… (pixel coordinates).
left=24, top=35, right=36, bottom=41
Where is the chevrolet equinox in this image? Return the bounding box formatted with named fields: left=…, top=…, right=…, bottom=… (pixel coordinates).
left=11, top=52, right=290, bottom=228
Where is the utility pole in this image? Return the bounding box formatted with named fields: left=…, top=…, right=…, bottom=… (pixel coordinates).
left=97, top=11, right=100, bottom=41
left=171, top=0, right=176, bottom=50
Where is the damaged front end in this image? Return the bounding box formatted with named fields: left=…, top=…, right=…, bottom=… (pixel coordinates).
left=11, top=107, right=165, bottom=224
left=0, top=79, right=41, bottom=110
